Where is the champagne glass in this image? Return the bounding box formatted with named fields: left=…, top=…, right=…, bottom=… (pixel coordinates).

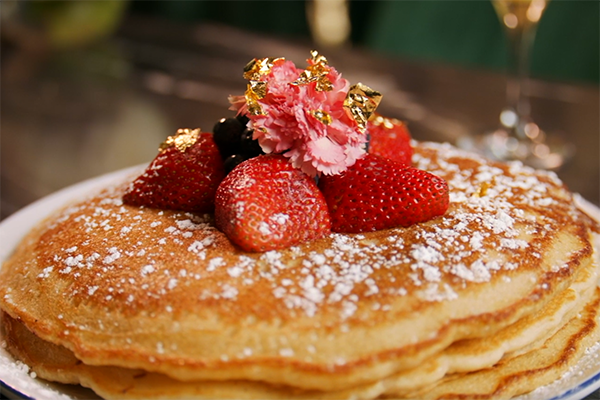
left=462, top=0, right=574, bottom=169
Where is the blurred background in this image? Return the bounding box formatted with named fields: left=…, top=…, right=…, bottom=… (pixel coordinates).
left=130, top=0, right=599, bottom=84
left=1, top=0, right=599, bottom=221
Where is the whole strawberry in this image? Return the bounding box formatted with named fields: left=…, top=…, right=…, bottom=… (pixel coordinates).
left=215, top=154, right=331, bottom=252
left=123, top=129, right=225, bottom=213
left=319, top=154, right=449, bottom=233
left=368, top=115, right=413, bottom=165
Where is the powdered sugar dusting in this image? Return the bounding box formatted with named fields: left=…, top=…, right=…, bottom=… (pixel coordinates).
left=1, top=146, right=599, bottom=399
left=21, top=143, right=593, bottom=322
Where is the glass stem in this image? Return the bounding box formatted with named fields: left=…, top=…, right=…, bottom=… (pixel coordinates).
left=504, top=24, right=538, bottom=140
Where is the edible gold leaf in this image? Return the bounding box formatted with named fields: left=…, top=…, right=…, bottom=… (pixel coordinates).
left=291, top=51, right=332, bottom=91
left=310, top=49, right=328, bottom=66
left=310, top=109, right=333, bottom=125
left=245, top=83, right=266, bottom=116
left=314, top=67, right=333, bottom=92
left=292, top=68, right=332, bottom=90
left=371, top=114, right=401, bottom=129
left=160, top=128, right=201, bottom=152
left=476, top=181, right=491, bottom=197
left=343, top=83, right=382, bottom=131
left=243, top=57, right=284, bottom=81
left=249, top=80, right=267, bottom=99
left=292, top=70, right=316, bottom=87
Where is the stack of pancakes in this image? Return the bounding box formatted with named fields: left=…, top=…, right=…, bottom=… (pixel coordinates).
left=1, top=142, right=599, bottom=399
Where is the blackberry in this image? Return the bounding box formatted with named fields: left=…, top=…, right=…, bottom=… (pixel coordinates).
left=213, top=115, right=264, bottom=174
left=240, top=129, right=264, bottom=158
left=223, top=154, right=246, bottom=175
left=213, top=117, right=244, bottom=158
left=236, top=114, right=250, bottom=126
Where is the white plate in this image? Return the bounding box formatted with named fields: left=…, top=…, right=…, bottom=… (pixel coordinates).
left=0, top=167, right=599, bottom=400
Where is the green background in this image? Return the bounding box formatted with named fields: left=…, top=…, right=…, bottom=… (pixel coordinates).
left=131, top=0, right=599, bottom=85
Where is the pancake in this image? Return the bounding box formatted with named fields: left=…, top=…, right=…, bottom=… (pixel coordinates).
left=397, top=287, right=600, bottom=400
left=3, top=286, right=600, bottom=400
left=1, top=141, right=599, bottom=399
left=2, top=274, right=598, bottom=399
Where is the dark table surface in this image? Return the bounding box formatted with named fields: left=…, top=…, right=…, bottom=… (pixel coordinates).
left=1, top=15, right=599, bottom=400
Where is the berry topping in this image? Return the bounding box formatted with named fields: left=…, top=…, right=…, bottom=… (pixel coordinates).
left=318, top=154, right=449, bottom=233
left=212, top=116, right=264, bottom=169
left=239, top=128, right=264, bottom=158
left=236, top=114, right=250, bottom=126
left=215, top=154, right=331, bottom=252
left=212, top=117, right=244, bottom=158
left=123, top=51, right=450, bottom=253
left=123, top=129, right=225, bottom=213
left=368, top=114, right=413, bottom=166
left=223, top=154, right=246, bottom=175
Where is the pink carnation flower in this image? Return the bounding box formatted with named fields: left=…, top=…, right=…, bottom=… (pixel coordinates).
left=229, top=57, right=368, bottom=176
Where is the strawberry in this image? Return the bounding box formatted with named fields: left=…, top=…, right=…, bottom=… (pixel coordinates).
left=318, top=154, right=449, bottom=233
left=123, top=129, right=225, bottom=213
left=368, top=114, right=413, bottom=165
left=215, top=154, right=331, bottom=252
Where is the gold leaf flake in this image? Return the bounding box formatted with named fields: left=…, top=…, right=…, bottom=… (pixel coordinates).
left=310, top=49, right=328, bottom=65
left=291, top=50, right=332, bottom=91
left=243, top=57, right=284, bottom=81
left=371, top=114, right=401, bottom=129
left=245, top=83, right=266, bottom=116
left=477, top=182, right=491, bottom=197
left=310, top=109, right=333, bottom=125
left=343, top=83, right=382, bottom=131
left=160, top=128, right=200, bottom=152
left=242, top=57, right=281, bottom=116
left=249, top=80, right=267, bottom=99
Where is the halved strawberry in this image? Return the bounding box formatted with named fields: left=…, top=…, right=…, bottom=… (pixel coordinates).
left=123, top=129, right=225, bottom=213
left=318, top=154, right=449, bottom=233
left=368, top=114, right=413, bottom=165
left=215, top=154, right=331, bottom=252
